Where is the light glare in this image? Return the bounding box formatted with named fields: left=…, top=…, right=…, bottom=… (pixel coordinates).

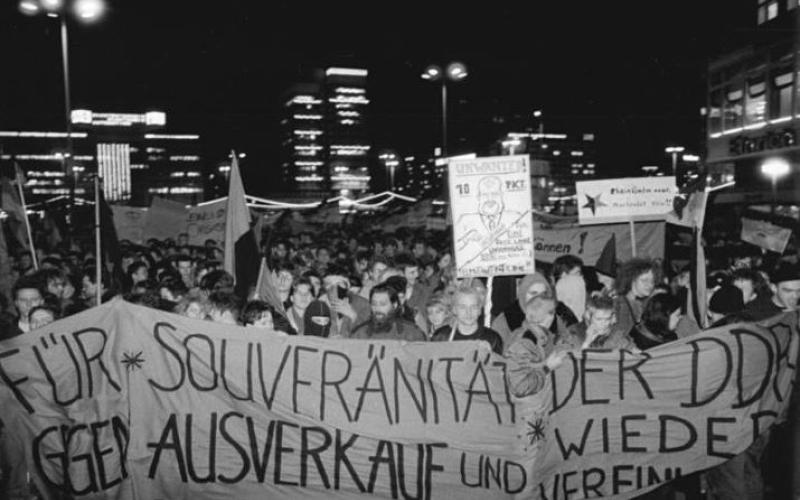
left=73, top=0, right=105, bottom=21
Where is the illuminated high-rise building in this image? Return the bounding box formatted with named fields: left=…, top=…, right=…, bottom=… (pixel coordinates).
left=0, top=109, right=205, bottom=205
left=280, top=67, right=371, bottom=196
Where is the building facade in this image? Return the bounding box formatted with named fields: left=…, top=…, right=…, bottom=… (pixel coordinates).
left=280, top=67, right=371, bottom=197
left=705, top=1, right=800, bottom=200
left=0, top=109, right=205, bottom=205
left=491, top=131, right=598, bottom=214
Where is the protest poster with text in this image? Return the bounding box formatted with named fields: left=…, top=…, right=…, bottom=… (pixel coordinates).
left=186, top=198, right=227, bottom=246
left=576, top=177, right=677, bottom=225
left=0, top=300, right=797, bottom=499
left=449, top=155, right=535, bottom=278
left=533, top=220, right=665, bottom=264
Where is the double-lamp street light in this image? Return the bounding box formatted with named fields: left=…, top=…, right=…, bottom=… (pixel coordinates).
left=19, top=0, right=105, bottom=207
left=421, top=62, right=468, bottom=158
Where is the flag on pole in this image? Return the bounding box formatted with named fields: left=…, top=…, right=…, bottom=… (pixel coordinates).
left=223, top=153, right=260, bottom=298
left=98, top=184, right=123, bottom=285
left=595, top=233, right=617, bottom=277
left=254, top=257, right=287, bottom=316
left=0, top=174, right=29, bottom=250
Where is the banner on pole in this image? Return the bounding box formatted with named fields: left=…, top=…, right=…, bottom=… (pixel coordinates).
left=534, top=220, right=665, bottom=264
left=1, top=301, right=797, bottom=499
left=577, top=177, right=677, bottom=225
left=448, top=155, right=535, bottom=278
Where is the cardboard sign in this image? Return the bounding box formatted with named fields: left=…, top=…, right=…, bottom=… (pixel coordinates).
left=577, top=177, right=677, bottom=225
left=0, top=301, right=797, bottom=499
left=741, top=217, right=793, bottom=254
left=111, top=206, right=148, bottom=244
left=186, top=198, right=227, bottom=246
left=449, top=155, right=535, bottom=278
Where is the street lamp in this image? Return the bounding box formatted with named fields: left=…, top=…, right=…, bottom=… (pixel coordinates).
left=421, top=62, right=468, bottom=157
left=664, top=146, right=685, bottom=178
left=19, top=0, right=105, bottom=210
left=760, top=157, right=790, bottom=215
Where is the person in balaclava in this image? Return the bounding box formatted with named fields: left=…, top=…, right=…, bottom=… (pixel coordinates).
left=303, top=300, right=332, bottom=337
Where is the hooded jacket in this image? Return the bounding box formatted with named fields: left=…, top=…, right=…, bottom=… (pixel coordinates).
left=491, top=272, right=577, bottom=347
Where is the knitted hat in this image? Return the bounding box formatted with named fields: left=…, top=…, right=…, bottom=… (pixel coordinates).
left=303, top=300, right=332, bottom=337
left=709, top=285, right=745, bottom=315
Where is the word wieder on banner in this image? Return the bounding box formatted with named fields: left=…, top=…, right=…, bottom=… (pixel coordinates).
left=534, top=313, right=799, bottom=499
left=0, top=301, right=797, bottom=499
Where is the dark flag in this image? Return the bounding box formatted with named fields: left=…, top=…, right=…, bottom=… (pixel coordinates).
left=98, top=183, right=124, bottom=287
left=223, top=153, right=260, bottom=299
left=595, top=233, right=617, bottom=277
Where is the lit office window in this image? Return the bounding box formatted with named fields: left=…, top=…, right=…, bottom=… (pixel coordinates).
left=745, top=78, right=767, bottom=125
left=767, top=1, right=779, bottom=19
left=708, top=90, right=723, bottom=134
left=771, top=71, right=794, bottom=118
left=723, top=87, right=744, bottom=131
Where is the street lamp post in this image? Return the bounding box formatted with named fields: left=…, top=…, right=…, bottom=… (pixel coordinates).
left=19, top=0, right=105, bottom=213
left=421, top=62, right=468, bottom=158
left=665, top=146, right=685, bottom=178
left=760, top=157, right=790, bottom=215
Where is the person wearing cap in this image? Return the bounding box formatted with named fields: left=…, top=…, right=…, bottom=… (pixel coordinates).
left=744, top=263, right=800, bottom=321
left=706, top=284, right=749, bottom=328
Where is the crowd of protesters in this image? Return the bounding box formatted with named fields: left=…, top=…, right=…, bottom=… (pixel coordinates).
left=0, top=220, right=799, bottom=499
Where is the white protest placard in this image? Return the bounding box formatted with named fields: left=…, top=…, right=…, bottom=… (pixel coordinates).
left=186, top=198, right=227, bottom=246
left=577, top=176, right=677, bottom=225
left=449, top=155, right=534, bottom=278
left=741, top=217, right=793, bottom=254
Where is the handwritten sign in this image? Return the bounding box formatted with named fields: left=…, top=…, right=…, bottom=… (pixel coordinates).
left=449, top=155, right=535, bottom=278
left=577, top=177, right=677, bottom=225
left=0, top=300, right=796, bottom=499
left=186, top=198, right=227, bottom=246
left=741, top=217, right=793, bottom=254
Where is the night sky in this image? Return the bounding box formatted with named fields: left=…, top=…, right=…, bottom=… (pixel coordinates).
left=0, top=0, right=753, bottom=195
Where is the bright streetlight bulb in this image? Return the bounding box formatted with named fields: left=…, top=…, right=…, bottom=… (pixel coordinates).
left=421, top=65, right=442, bottom=81
left=73, top=0, right=105, bottom=21
left=446, top=62, right=467, bottom=81
left=19, top=0, right=40, bottom=15
left=761, top=157, right=791, bottom=179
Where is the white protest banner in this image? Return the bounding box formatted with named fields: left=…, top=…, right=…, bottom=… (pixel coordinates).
left=143, top=197, right=189, bottom=241
left=534, top=220, right=665, bottom=264
left=577, top=177, right=677, bottom=225
left=449, top=155, right=535, bottom=278
left=741, top=217, right=793, bottom=254
left=111, top=206, right=148, bottom=244
left=0, top=300, right=796, bottom=499
left=186, top=198, right=227, bottom=246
